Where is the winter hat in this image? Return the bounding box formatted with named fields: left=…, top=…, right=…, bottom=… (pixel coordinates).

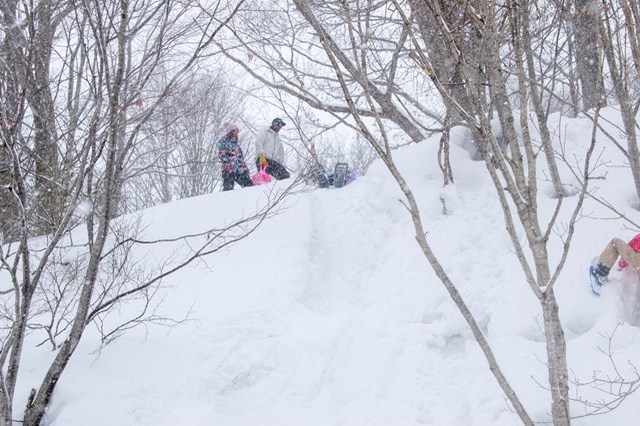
left=272, top=117, right=286, bottom=127
left=223, top=122, right=239, bottom=134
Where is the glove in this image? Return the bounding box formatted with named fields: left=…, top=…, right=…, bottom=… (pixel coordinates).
left=258, top=153, right=267, bottom=166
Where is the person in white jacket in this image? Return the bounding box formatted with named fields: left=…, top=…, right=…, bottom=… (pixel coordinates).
left=255, top=117, right=290, bottom=180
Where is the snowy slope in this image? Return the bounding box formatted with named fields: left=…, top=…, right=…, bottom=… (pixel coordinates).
left=21, top=108, right=640, bottom=425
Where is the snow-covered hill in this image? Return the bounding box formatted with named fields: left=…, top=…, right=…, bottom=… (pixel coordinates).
left=23, top=109, right=640, bottom=425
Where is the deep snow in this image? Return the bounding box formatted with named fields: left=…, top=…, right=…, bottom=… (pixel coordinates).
left=15, top=108, right=640, bottom=425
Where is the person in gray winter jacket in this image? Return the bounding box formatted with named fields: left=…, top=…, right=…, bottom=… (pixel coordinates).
left=255, top=117, right=290, bottom=180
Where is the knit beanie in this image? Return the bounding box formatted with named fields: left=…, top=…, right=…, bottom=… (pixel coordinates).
left=223, top=122, right=239, bottom=134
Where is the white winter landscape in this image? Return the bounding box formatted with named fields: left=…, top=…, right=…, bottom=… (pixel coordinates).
left=7, top=107, right=639, bottom=425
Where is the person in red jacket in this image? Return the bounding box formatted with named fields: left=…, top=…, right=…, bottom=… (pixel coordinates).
left=590, top=233, right=640, bottom=294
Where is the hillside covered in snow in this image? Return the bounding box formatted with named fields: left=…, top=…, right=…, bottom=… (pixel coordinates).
left=12, top=108, right=639, bottom=426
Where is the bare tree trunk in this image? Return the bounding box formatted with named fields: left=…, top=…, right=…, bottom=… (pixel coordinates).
left=410, top=0, right=485, bottom=115
left=484, top=3, right=571, bottom=420
left=597, top=1, right=640, bottom=203
left=518, top=0, right=565, bottom=198
left=437, top=114, right=454, bottom=187
left=620, top=0, right=640, bottom=79
left=572, top=0, right=605, bottom=111
left=0, top=0, right=28, bottom=243
left=409, top=0, right=487, bottom=160
left=542, top=289, right=570, bottom=425
left=28, top=1, right=64, bottom=233
left=563, top=18, right=581, bottom=118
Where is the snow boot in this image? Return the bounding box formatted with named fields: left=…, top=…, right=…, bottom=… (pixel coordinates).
left=310, top=163, right=330, bottom=188
left=333, top=162, right=349, bottom=188
left=589, top=257, right=610, bottom=296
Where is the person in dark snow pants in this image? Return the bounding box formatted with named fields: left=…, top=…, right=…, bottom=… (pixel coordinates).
left=255, top=117, right=290, bottom=180
left=218, top=122, right=252, bottom=191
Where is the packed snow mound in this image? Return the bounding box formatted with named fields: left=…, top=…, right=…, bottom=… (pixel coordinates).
left=22, top=108, right=640, bottom=425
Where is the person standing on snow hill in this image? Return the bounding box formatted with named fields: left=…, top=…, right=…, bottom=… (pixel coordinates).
left=218, top=122, right=253, bottom=191
left=589, top=233, right=640, bottom=293
left=255, top=117, right=290, bottom=180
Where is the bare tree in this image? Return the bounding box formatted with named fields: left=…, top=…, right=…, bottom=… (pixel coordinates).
left=225, top=0, right=629, bottom=424
left=596, top=0, right=640, bottom=204
left=400, top=1, right=596, bottom=422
